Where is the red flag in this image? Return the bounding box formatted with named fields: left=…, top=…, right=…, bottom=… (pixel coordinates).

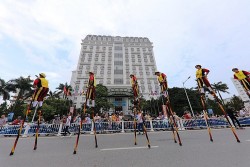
left=63, top=86, right=67, bottom=94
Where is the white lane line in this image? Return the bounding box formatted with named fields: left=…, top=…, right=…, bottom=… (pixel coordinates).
left=246, top=140, right=250, bottom=142
left=100, top=146, right=158, bottom=151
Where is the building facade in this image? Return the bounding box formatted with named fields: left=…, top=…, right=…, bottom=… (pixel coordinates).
left=70, top=35, right=159, bottom=113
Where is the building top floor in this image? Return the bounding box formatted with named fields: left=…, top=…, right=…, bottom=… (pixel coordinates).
left=82, top=35, right=151, bottom=44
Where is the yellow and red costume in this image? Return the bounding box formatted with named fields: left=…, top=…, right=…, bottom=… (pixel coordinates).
left=233, top=70, right=250, bottom=96
left=33, top=77, right=49, bottom=102
left=196, top=68, right=214, bottom=94
left=130, top=75, right=139, bottom=98
left=32, top=73, right=49, bottom=108
left=157, top=72, right=168, bottom=93
left=86, top=73, right=96, bottom=100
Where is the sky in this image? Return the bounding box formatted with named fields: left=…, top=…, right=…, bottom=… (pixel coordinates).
left=0, top=0, right=250, bottom=99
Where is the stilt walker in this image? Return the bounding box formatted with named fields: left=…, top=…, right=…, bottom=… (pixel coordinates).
left=155, top=71, right=182, bottom=146
left=10, top=73, right=49, bottom=155
left=32, top=73, right=49, bottom=150
left=130, top=74, right=151, bottom=148
left=195, top=65, right=213, bottom=142
left=232, top=68, right=250, bottom=98
left=195, top=65, right=240, bottom=142
left=87, top=71, right=98, bottom=148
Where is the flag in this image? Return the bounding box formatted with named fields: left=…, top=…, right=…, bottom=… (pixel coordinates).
left=67, top=89, right=71, bottom=96
left=63, top=86, right=67, bottom=94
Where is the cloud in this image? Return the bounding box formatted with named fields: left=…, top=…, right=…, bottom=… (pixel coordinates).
left=0, top=0, right=250, bottom=97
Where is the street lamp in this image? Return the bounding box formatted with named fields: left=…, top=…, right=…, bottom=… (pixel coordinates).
left=183, top=76, right=195, bottom=117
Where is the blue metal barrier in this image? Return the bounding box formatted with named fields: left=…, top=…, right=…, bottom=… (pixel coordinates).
left=1, top=117, right=250, bottom=136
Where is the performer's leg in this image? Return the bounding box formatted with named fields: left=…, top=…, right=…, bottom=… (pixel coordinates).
left=229, top=116, right=237, bottom=127
left=203, top=78, right=215, bottom=94
left=240, top=80, right=250, bottom=97
left=235, top=118, right=241, bottom=127
left=197, top=79, right=205, bottom=94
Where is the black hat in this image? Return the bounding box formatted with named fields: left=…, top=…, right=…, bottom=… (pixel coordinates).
left=195, top=65, right=201, bottom=68
left=232, top=68, right=238, bottom=71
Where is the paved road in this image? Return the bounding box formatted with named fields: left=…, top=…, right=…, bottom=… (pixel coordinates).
left=1, top=128, right=250, bottom=167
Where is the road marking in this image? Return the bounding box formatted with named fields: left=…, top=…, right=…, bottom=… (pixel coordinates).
left=100, top=146, right=158, bottom=151
left=246, top=140, right=250, bottom=142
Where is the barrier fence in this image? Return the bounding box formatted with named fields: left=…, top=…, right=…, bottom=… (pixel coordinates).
left=0, top=117, right=250, bottom=137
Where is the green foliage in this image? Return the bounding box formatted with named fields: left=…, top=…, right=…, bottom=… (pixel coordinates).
left=94, top=84, right=113, bottom=113
left=168, top=87, right=202, bottom=116
left=0, top=102, right=8, bottom=116
left=0, top=78, right=11, bottom=100
left=226, top=95, right=244, bottom=111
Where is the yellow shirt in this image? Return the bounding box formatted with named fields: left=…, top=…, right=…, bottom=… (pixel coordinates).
left=234, top=71, right=247, bottom=80
left=158, top=73, right=165, bottom=82
left=40, top=78, right=49, bottom=88
left=196, top=69, right=202, bottom=79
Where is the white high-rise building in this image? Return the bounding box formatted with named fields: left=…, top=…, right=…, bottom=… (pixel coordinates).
left=70, top=35, right=159, bottom=113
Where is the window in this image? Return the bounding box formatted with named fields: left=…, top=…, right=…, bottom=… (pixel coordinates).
left=115, top=46, right=122, bottom=50
left=114, top=53, right=123, bottom=58
left=114, top=70, right=123, bottom=74
left=114, top=79, right=123, bottom=84
left=114, top=61, right=123, bottom=65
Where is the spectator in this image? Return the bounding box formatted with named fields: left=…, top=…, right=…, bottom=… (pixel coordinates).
left=84, top=114, right=91, bottom=124
left=144, top=113, right=152, bottom=121
left=183, top=111, right=192, bottom=119
left=226, top=107, right=243, bottom=129
left=157, top=112, right=164, bottom=120
left=239, top=109, right=246, bottom=117
left=0, top=115, right=7, bottom=126
left=62, top=113, right=72, bottom=136
left=136, top=111, right=144, bottom=135
left=94, top=113, right=101, bottom=132
left=12, top=116, right=22, bottom=125
left=111, top=113, right=117, bottom=122
left=74, top=113, right=81, bottom=124
left=54, top=115, right=61, bottom=124
left=94, top=113, right=101, bottom=123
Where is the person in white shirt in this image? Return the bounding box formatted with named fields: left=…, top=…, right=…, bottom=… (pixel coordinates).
left=137, top=111, right=144, bottom=135
left=239, top=109, right=246, bottom=117
left=63, top=113, right=72, bottom=136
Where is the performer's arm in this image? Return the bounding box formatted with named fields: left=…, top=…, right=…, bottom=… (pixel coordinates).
left=162, top=73, right=167, bottom=80
left=243, top=70, right=250, bottom=77
left=203, top=69, right=210, bottom=76
left=234, top=75, right=238, bottom=80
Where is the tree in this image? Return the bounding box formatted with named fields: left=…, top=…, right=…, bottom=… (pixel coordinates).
left=0, top=102, right=8, bottom=116
left=47, top=90, right=61, bottom=100
left=0, top=78, right=11, bottom=101
left=56, top=82, right=73, bottom=99
left=94, top=84, right=113, bottom=113
left=226, top=95, right=244, bottom=112
left=212, top=81, right=229, bottom=105
left=7, top=76, right=34, bottom=118
left=168, top=87, right=202, bottom=116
